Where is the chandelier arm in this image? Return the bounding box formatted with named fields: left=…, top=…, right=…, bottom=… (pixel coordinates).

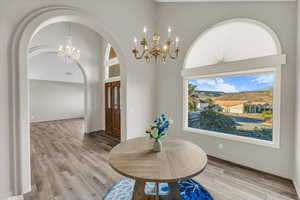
left=133, top=48, right=146, bottom=60
left=168, top=48, right=179, bottom=60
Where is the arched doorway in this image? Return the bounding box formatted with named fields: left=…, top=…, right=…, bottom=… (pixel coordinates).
left=104, top=44, right=121, bottom=137
left=10, top=6, right=128, bottom=195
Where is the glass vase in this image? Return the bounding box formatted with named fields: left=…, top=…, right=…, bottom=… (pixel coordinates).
left=153, top=139, right=162, bottom=152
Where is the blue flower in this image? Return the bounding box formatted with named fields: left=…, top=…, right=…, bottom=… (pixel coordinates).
left=146, top=114, right=172, bottom=139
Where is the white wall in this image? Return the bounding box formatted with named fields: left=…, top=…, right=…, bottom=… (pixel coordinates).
left=156, top=2, right=296, bottom=179
left=294, top=0, right=300, bottom=196
left=0, top=0, right=157, bottom=197
left=29, top=80, right=84, bottom=122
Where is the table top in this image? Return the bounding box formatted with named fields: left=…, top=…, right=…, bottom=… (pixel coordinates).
left=109, top=136, right=207, bottom=182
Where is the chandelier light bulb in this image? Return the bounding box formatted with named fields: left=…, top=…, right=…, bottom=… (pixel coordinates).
left=175, top=36, right=180, bottom=47
left=163, top=44, right=168, bottom=51
left=134, top=37, right=138, bottom=47
left=168, top=26, right=172, bottom=38
left=143, top=26, right=147, bottom=38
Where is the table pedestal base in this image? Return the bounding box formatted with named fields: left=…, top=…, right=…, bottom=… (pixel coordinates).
left=133, top=181, right=182, bottom=200
left=103, top=178, right=213, bottom=200
left=132, top=180, right=152, bottom=200
left=167, top=183, right=182, bottom=200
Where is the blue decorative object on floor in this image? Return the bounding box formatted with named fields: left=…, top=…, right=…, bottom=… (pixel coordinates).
left=103, top=178, right=213, bottom=200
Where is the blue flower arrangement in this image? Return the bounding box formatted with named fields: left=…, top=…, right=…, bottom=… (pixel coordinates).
left=146, top=114, right=173, bottom=141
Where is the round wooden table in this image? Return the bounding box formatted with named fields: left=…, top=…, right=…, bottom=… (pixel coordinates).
left=109, top=136, right=207, bottom=200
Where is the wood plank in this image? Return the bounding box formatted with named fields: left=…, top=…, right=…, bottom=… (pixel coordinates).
left=109, top=137, right=207, bottom=182
left=24, top=118, right=298, bottom=200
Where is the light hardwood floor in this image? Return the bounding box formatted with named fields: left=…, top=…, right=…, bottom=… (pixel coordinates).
left=24, top=119, right=298, bottom=200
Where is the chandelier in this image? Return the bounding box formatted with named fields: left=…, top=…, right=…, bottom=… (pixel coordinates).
left=133, top=26, right=180, bottom=63
left=58, top=24, right=80, bottom=64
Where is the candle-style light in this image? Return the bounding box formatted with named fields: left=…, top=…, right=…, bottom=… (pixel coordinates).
left=143, top=26, right=147, bottom=38
left=134, top=37, right=138, bottom=48
left=168, top=26, right=172, bottom=38
left=132, top=26, right=180, bottom=63
left=175, top=36, right=180, bottom=48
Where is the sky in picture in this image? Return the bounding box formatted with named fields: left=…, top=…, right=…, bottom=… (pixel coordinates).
left=189, top=73, right=274, bottom=93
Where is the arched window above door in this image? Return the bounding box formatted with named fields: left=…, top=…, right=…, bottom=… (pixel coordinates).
left=105, top=43, right=120, bottom=81
left=184, top=20, right=280, bottom=69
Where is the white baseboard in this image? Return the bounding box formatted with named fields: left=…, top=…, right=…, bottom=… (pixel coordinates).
left=30, top=116, right=84, bottom=123
left=293, top=179, right=300, bottom=199
left=85, top=128, right=104, bottom=134
left=0, top=192, right=12, bottom=200
left=7, top=195, right=23, bottom=200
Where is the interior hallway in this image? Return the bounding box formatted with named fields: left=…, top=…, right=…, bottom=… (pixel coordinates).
left=24, top=119, right=121, bottom=200
left=25, top=119, right=298, bottom=200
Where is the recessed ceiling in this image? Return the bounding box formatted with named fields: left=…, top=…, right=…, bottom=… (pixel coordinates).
left=29, top=52, right=84, bottom=83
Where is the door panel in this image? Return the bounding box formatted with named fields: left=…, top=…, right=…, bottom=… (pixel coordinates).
left=105, top=83, right=112, bottom=133
left=111, top=81, right=121, bottom=134
left=105, top=81, right=121, bottom=136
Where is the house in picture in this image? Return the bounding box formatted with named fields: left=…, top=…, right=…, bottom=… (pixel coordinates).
left=214, top=100, right=247, bottom=114
left=245, top=102, right=273, bottom=113
left=196, top=99, right=209, bottom=111
left=213, top=100, right=273, bottom=114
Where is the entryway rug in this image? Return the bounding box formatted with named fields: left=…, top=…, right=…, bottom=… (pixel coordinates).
left=103, top=178, right=213, bottom=200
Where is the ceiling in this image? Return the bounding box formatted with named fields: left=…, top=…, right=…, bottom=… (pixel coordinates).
left=29, top=52, right=84, bottom=83
left=155, top=0, right=294, bottom=2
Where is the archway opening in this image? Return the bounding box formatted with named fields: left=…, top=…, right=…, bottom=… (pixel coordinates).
left=24, top=20, right=124, bottom=198
left=11, top=8, right=128, bottom=195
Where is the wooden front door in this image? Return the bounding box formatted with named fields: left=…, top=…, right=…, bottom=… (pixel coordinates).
left=105, top=81, right=121, bottom=136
